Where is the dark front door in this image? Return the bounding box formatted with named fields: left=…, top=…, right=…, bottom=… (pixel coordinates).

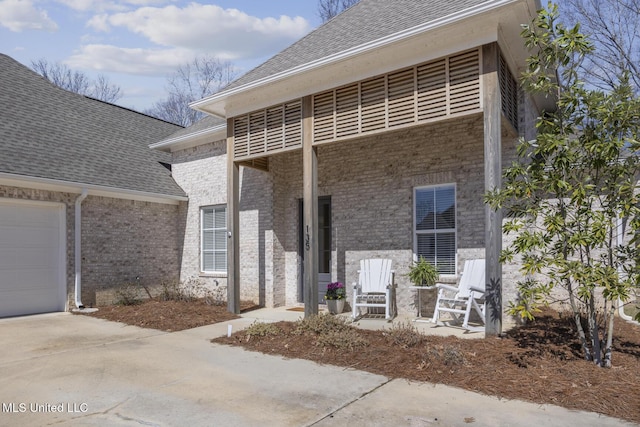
left=298, top=196, right=332, bottom=303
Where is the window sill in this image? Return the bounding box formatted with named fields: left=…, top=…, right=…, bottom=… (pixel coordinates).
left=199, top=272, right=228, bottom=279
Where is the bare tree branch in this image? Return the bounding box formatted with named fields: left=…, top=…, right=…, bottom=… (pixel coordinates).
left=317, top=0, right=359, bottom=22
left=145, top=55, right=237, bottom=127
left=31, top=59, right=122, bottom=103
left=561, top=0, right=640, bottom=93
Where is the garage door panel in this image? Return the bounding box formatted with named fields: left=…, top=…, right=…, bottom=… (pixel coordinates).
left=0, top=288, right=63, bottom=317
left=0, top=200, right=65, bottom=317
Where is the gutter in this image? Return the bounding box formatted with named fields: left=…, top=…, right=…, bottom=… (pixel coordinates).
left=149, top=124, right=227, bottom=152
left=74, top=189, right=88, bottom=309
left=0, top=172, right=187, bottom=204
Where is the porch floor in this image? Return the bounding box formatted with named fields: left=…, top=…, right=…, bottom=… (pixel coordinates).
left=240, top=306, right=485, bottom=339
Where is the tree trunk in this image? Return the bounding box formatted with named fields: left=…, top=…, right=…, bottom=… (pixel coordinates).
left=589, top=289, right=601, bottom=366
left=603, top=304, right=616, bottom=368
left=566, top=278, right=591, bottom=360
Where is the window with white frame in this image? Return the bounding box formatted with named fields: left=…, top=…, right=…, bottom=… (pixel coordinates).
left=201, top=206, right=227, bottom=273
left=414, top=185, right=456, bottom=275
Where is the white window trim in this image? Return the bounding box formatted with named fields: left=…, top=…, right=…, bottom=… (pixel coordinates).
left=413, top=183, right=457, bottom=277
left=200, top=205, right=227, bottom=274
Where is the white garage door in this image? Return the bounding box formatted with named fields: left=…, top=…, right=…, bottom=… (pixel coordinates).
left=0, top=199, right=66, bottom=317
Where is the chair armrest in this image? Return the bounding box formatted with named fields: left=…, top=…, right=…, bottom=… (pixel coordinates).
left=469, top=285, right=485, bottom=293
left=435, top=283, right=459, bottom=292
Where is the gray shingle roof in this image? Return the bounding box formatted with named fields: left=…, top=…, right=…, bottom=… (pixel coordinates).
left=0, top=54, right=186, bottom=198
left=160, top=115, right=225, bottom=141
left=226, top=0, right=490, bottom=90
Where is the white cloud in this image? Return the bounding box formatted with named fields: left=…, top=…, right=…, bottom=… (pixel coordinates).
left=90, top=3, right=311, bottom=60
left=55, top=0, right=173, bottom=13
left=86, top=13, right=110, bottom=32
left=66, top=44, right=195, bottom=75
left=0, top=0, right=58, bottom=32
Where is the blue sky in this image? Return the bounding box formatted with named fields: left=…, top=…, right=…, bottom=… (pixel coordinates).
left=0, top=0, right=323, bottom=111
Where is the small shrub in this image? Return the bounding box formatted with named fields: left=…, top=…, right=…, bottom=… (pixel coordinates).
left=384, top=320, right=425, bottom=348
left=115, top=282, right=143, bottom=306
left=421, top=344, right=467, bottom=366
left=244, top=321, right=282, bottom=339
left=205, top=281, right=227, bottom=306
left=159, top=279, right=182, bottom=301
left=293, top=313, right=351, bottom=335
left=159, top=277, right=226, bottom=305
left=316, top=328, right=369, bottom=350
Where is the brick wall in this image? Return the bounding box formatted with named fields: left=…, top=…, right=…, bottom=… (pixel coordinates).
left=80, top=196, right=182, bottom=306
left=172, top=140, right=274, bottom=305
left=0, top=185, right=182, bottom=308
left=269, top=113, right=520, bottom=316
left=170, top=100, right=537, bottom=323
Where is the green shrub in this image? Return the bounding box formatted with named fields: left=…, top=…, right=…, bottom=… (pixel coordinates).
left=406, top=256, right=439, bottom=286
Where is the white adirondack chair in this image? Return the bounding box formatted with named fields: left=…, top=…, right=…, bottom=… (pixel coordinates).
left=352, top=259, right=395, bottom=320
left=431, top=259, right=486, bottom=331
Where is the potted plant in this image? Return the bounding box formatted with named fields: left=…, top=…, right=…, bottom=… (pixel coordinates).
left=324, top=281, right=346, bottom=314
left=407, top=256, right=439, bottom=287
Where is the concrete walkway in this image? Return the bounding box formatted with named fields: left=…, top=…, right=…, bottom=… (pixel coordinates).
left=0, top=310, right=636, bottom=427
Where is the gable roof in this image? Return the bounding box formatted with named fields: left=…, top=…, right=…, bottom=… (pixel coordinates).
left=193, top=0, right=539, bottom=117
left=150, top=115, right=226, bottom=153
left=0, top=54, right=186, bottom=200
left=226, top=0, right=489, bottom=91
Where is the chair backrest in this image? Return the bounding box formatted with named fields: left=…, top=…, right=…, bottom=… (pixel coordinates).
left=359, top=259, right=393, bottom=293
left=457, top=259, right=485, bottom=298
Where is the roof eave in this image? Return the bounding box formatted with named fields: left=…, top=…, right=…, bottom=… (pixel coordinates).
left=150, top=124, right=227, bottom=152
left=191, top=0, right=524, bottom=117
left=0, top=173, right=188, bottom=205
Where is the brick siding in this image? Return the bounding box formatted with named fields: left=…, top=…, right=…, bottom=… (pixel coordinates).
left=0, top=185, right=182, bottom=308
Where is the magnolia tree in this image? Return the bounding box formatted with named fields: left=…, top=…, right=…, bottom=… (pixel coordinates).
left=486, top=3, right=640, bottom=367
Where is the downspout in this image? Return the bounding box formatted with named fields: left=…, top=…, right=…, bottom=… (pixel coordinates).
left=74, top=189, right=88, bottom=309
left=616, top=216, right=639, bottom=324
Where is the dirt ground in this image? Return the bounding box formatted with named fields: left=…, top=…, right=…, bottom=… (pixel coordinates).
left=77, top=302, right=640, bottom=424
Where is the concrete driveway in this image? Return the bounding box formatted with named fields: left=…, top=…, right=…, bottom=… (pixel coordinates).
left=0, top=312, right=636, bottom=427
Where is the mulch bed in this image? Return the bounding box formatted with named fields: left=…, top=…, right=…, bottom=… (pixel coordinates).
left=214, top=309, right=640, bottom=424
left=75, top=300, right=640, bottom=423
left=73, top=299, right=257, bottom=332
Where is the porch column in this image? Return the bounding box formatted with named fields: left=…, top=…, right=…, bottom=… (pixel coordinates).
left=482, top=42, right=503, bottom=336
left=302, top=95, right=319, bottom=317
left=227, top=118, right=241, bottom=314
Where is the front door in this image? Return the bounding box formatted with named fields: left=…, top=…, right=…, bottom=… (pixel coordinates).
left=298, top=196, right=332, bottom=303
